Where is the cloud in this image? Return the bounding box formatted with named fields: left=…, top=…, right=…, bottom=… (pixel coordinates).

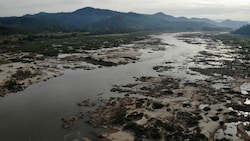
left=0, top=0, right=84, bottom=16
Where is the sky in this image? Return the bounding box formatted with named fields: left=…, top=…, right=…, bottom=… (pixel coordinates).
left=0, top=0, right=250, bottom=21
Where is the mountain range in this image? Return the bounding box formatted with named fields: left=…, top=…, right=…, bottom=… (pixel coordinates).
left=0, top=7, right=248, bottom=34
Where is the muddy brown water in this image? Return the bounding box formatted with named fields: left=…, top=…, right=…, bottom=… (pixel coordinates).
left=0, top=32, right=242, bottom=141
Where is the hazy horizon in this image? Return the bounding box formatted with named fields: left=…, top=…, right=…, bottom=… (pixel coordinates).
left=0, top=0, right=250, bottom=22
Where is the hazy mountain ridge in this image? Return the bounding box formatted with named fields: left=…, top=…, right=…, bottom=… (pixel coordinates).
left=0, top=7, right=248, bottom=34
left=0, top=16, right=75, bottom=33
left=152, top=12, right=248, bottom=29
left=220, top=20, right=249, bottom=29
left=24, top=7, right=121, bottom=26
left=232, top=24, right=250, bottom=36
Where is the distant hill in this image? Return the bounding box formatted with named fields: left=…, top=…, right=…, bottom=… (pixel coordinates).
left=0, top=7, right=246, bottom=34
left=24, top=7, right=120, bottom=26
left=232, top=24, right=250, bottom=36
left=152, top=12, right=177, bottom=21
left=189, top=18, right=248, bottom=29
left=90, top=15, right=143, bottom=34
left=219, top=20, right=249, bottom=29
left=150, top=12, right=248, bottom=29
left=0, top=16, right=77, bottom=33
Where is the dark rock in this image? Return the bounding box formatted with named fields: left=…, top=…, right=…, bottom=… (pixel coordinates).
left=183, top=103, right=191, bottom=108
left=226, top=103, right=250, bottom=112
left=219, top=121, right=224, bottom=126
left=126, top=112, right=144, bottom=121
left=62, top=122, right=73, bottom=129
left=78, top=100, right=96, bottom=107
left=4, top=79, right=23, bottom=92
left=203, top=107, right=211, bottom=111
left=160, top=89, right=174, bottom=95
left=84, top=56, right=117, bottom=66
left=125, top=94, right=130, bottom=97
left=210, top=116, right=219, bottom=121
left=217, top=109, right=223, bottom=112
left=96, top=133, right=107, bottom=138
left=12, top=70, right=32, bottom=80
left=166, top=108, right=171, bottom=112
left=135, top=99, right=144, bottom=108
left=61, top=112, right=84, bottom=129
left=177, top=112, right=202, bottom=127
left=177, top=93, right=184, bottom=97
left=152, top=102, right=164, bottom=109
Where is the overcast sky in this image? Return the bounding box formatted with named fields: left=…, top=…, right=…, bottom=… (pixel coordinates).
left=0, top=0, right=250, bottom=21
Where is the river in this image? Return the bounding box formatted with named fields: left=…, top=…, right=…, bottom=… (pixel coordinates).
left=0, top=32, right=242, bottom=141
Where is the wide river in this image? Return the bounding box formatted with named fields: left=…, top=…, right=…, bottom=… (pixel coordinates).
left=0, top=33, right=209, bottom=141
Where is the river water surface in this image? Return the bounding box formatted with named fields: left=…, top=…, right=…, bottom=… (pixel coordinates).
left=0, top=33, right=218, bottom=141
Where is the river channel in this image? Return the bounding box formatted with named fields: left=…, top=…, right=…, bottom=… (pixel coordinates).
left=0, top=32, right=247, bottom=141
